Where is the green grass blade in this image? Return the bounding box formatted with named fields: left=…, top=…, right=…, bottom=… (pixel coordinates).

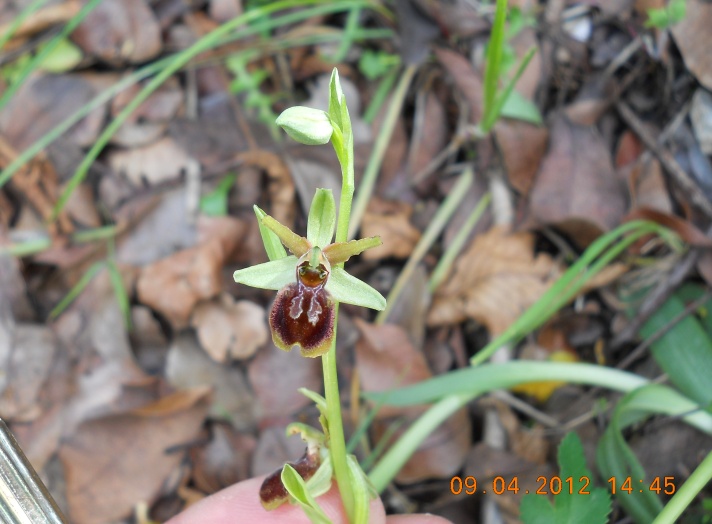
left=375, top=167, right=473, bottom=324
left=481, top=0, right=508, bottom=128
left=429, top=192, right=490, bottom=292
left=0, top=0, right=104, bottom=111
left=0, top=22, right=392, bottom=190
left=365, top=361, right=648, bottom=407
left=594, top=385, right=705, bottom=523
left=654, top=449, right=712, bottom=524
left=481, top=46, right=537, bottom=132
left=48, top=261, right=104, bottom=319
left=348, top=64, right=416, bottom=240
left=362, top=67, right=398, bottom=124
left=470, top=221, right=677, bottom=365
left=328, top=5, right=361, bottom=63
left=52, top=0, right=376, bottom=220
left=107, top=260, right=132, bottom=330
left=0, top=0, right=50, bottom=51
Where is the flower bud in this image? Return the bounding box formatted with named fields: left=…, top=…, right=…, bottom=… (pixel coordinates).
left=276, top=106, right=333, bottom=145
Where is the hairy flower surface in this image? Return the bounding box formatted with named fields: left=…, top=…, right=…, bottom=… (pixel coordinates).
left=233, top=189, right=385, bottom=357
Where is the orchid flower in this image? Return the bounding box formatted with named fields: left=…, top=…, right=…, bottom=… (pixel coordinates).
left=233, top=188, right=385, bottom=357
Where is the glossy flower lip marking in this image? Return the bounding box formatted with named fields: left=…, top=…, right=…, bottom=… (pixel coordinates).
left=270, top=249, right=335, bottom=357
left=232, top=188, right=385, bottom=357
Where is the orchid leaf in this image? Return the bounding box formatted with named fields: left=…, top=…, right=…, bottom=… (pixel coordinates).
left=281, top=465, right=331, bottom=524
left=254, top=206, right=287, bottom=261
left=307, top=189, right=336, bottom=248
left=326, top=267, right=386, bottom=311
left=262, top=215, right=310, bottom=256
left=323, top=237, right=381, bottom=264
left=233, top=256, right=297, bottom=290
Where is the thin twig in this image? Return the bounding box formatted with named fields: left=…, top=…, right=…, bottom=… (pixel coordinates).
left=616, top=100, right=712, bottom=220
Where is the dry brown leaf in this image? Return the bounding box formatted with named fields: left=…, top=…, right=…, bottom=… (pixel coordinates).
left=12, top=290, right=149, bottom=473
left=238, top=150, right=296, bottom=230
left=389, top=405, right=471, bottom=484
left=407, top=92, right=447, bottom=178
left=109, top=136, right=197, bottom=187
left=465, top=442, right=556, bottom=519
left=360, top=198, right=421, bottom=260
left=434, top=47, right=483, bottom=124
left=59, top=388, right=209, bottom=524
left=354, top=320, right=431, bottom=418
left=191, top=294, right=268, bottom=362
left=671, top=0, right=712, bottom=91
left=628, top=158, right=673, bottom=214
left=251, top=426, right=308, bottom=478
left=355, top=320, right=470, bottom=483
left=71, top=0, right=161, bottom=64
left=0, top=74, right=105, bottom=150
left=428, top=226, right=561, bottom=334
left=0, top=323, right=56, bottom=422
left=494, top=119, right=549, bottom=195
left=110, top=78, right=183, bottom=147
left=137, top=217, right=243, bottom=329
left=130, top=305, right=169, bottom=374
left=116, top=189, right=197, bottom=266
left=190, top=422, right=255, bottom=493
left=526, top=114, right=627, bottom=246
left=166, top=334, right=257, bottom=431
left=247, top=338, right=322, bottom=421
left=493, top=400, right=549, bottom=464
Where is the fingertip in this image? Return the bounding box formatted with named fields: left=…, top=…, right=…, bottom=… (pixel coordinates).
left=386, top=514, right=455, bottom=524
left=166, top=476, right=387, bottom=524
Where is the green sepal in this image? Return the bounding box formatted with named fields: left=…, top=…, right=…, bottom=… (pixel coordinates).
left=328, top=68, right=343, bottom=131
left=261, top=215, right=310, bottom=256
left=286, top=422, right=326, bottom=448
left=298, top=388, right=327, bottom=412
left=307, top=188, right=336, bottom=248
left=323, top=237, right=381, bottom=264
left=306, top=456, right=333, bottom=500
left=347, top=454, right=377, bottom=524
left=254, top=205, right=287, bottom=261
left=326, top=267, right=386, bottom=311
left=299, top=387, right=330, bottom=438
left=275, top=106, right=333, bottom=146
left=233, top=256, right=297, bottom=290
left=281, top=465, right=332, bottom=524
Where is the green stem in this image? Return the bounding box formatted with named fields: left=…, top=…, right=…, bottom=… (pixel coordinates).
left=652, top=449, right=712, bottom=524
left=322, top=78, right=357, bottom=522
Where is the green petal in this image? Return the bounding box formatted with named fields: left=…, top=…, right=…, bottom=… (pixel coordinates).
left=323, top=237, right=381, bottom=264
left=254, top=206, right=287, bottom=261
left=262, top=215, right=310, bottom=256
left=326, top=267, right=386, bottom=311
left=307, top=189, right=336, bottom=248
left=233, top=256, right=297, bottom=290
